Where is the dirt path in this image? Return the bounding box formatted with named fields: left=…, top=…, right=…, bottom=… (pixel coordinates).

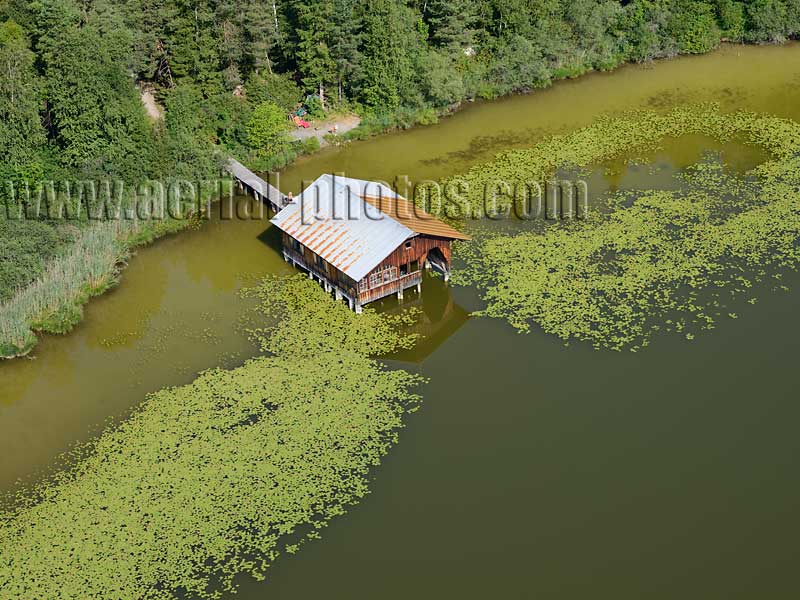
left=139, top=86, right=164, bottom=121
left=288, top=114, right=361, bottom=146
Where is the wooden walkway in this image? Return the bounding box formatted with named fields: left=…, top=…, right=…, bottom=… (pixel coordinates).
left=226, top=158, right=289, bottom=213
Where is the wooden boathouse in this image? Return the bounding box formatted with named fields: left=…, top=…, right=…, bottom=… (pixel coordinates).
left=270, top=174, right=470, bottom=312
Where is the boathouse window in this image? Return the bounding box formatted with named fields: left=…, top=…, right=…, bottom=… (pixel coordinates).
left=291, top=238, right=302, bottom=253
left=368, top=266, right=398, bottom=288
left=404, top=241, right=412, bottom=250
left=315, top=254, right=325, bottom=269
left=400, top=263, right=408, bottom=276
left=410, top=260, right=419, bottom=272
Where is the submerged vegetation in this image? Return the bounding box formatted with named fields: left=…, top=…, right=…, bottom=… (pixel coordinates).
left=450, top=106, right=800, bottom=349
left=0, top=275, right=423, bottom=598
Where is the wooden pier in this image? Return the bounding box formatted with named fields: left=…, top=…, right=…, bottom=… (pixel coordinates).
left=226, top=158, right=290, bottom=213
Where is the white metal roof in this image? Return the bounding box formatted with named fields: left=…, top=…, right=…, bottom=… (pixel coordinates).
left=270, top=174, right=414, bottom=281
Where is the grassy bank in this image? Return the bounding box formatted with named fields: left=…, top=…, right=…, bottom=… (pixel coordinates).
left=0, top=183, right=227, bottom=359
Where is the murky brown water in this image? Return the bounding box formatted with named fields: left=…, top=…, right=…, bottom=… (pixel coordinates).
left=2, top=43, right=800, bottom=598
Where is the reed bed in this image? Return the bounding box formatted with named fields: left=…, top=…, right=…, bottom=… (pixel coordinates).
left=0, top=214, right=188, bottom=358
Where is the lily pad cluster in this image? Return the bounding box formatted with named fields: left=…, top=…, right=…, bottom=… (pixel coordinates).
left=242, top=273, right=420, bottom=358
left=0, top=275, right=423, bottom=598
left=448, top=105, right=800, bottom=350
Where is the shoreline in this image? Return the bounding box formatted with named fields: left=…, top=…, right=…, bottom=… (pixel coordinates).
left=2, top=40, right=796, bottom=360
left=288, top=114, right=362, bottom=147
left=0, top=215, right=199, bottom=359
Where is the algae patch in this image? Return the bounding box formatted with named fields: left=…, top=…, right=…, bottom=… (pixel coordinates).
left=449, top=106, right=800, bottom=350
left=0, top=275, right=423, bottom=598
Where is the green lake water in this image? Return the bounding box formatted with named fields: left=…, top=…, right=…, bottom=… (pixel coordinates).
left=2, top=43, right=800, bottom=598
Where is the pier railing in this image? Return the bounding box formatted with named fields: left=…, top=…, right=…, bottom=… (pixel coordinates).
left=226, top=158, right=289, bottom=212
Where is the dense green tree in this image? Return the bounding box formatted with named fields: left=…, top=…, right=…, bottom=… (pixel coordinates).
left=242, top=0, right=283, bottom=75
left=159, top=85, right=217, bottom=178
left=563, top=0, right=625, bottom=70
left=745, top=0, right=789, bottom=41
left=526, top=0, right=573, bottom=65
left=426, top=0, right=478, bottom=51
left=620, top=0, right=679, bottom=61
left=214, top=0, right=246, bottom=88
left=0, top=18, right=47, bottom=214
left=33, top=0, right=154, bottom=179
left=419, top=49, right=466, bottom=105
left=715, top=0, right=746, bottom=40
left=0, top=19, right=44, bottom=163
left=247, top=101, right=290, bottom=154
left=122, top=0, right=169, bottom=81
left=786, top=0, right=800, bottom=35
left=0, top=1, right=29, bottom=25
left=355, top=0, right=425, bottom=109
left=162, top=0, right=220, bottom=90
left=669, top=0, right=721, bottom=53
left=292, top=0, right=336, bottom=107
left=329, top=0, right=362, bottom=102
left=484, top=0, right=538, bottom=38
left=488, top=34, right=550, bottom=93
left=246, top=71, right=302, bottom=110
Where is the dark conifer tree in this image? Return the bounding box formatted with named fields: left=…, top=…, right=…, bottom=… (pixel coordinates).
left=426, top=0, right=477, bottom=51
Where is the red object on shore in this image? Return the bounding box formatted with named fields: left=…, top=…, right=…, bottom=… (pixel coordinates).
left=292, top=115, right=310, bottom=128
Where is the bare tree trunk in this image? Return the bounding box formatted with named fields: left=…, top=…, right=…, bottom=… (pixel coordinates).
left=319, top=83, right=325, bottom=110
left=264, top=45, right=273, bottom=75
left=156, top=40, right=175, bottom=87
left=272, top=0, right=280, bottom=36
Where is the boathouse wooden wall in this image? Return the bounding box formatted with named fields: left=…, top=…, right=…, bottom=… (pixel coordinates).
left=368, top=235, right=452, bottom=273
left=281, top=232, right=359, bottom=296
left=281, top=232, right=453, bottom=306
left=353, top=235, right=452, bottom=305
